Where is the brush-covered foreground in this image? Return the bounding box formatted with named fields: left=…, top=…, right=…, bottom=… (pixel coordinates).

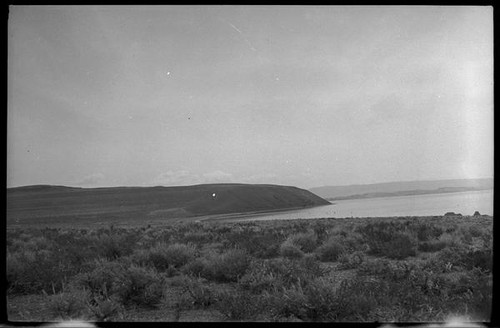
left=7, top=215, right=492, bottom=322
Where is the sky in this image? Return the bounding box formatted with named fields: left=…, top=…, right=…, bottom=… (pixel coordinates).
left=7, top=6, right=493, bottom=189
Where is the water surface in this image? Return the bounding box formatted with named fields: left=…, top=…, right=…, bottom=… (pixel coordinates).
left=241, top=189, right=493, bottom=222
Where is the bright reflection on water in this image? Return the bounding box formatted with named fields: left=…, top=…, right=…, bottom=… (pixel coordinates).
left=244, top=189, right=493, bottom=222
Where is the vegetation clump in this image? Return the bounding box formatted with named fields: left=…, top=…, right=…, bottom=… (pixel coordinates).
left=356, top=221, right=417, bottom=259
left=131, top=242, right=197, bottom=270
left=6, top=215, right=493, bottom=322
left=279, top=240, right=305, bottom=259
left=316, top=238, right=345, bottom=262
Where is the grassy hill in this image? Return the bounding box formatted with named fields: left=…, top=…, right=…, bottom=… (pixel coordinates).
left=7, top=183, right=330, bottom=226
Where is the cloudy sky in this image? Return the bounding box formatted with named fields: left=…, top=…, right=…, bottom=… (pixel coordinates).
left=8, top=6, right=493, bottom=189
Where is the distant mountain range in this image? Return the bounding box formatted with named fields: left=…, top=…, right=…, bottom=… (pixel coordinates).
left=309, top=178, right=493, bottom=201
left=7, top=183, right=330, bottom=226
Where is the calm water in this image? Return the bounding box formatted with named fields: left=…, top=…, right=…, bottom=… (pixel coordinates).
left=243, top=189, right=494, bottom=222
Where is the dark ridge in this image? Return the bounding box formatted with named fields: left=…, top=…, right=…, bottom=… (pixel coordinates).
left=7, top=185, right=82, bottom=193
left=7, top=183, right=330, bottom=226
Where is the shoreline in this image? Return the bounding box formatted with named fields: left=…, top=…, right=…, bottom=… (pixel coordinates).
left=198, top=214, right=492, bottom=224
left=193, top=204, right=333, bottom=223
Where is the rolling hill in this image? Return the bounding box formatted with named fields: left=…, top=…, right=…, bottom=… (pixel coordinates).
left=7, top=183, right=330, bottom=226
left=310, top=178, right=493, bottom=201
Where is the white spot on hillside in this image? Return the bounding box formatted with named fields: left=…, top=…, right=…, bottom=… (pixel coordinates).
left=212, top=193, right=216, bottom=198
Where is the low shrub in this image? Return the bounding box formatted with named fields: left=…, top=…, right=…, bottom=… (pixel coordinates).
left=87, top=297, right=124, bottom=321
left=131, top=243, right=197, bottom=270
left=45, top=289, right=90, bottom=320
left=208, top=249, right=251, bottom=282
left=266, top=277, right=371, bottom=321
left=266, top=284, right=308, bottom=320
left=338, top=251, right=365, bottom=269
left=445, top=224, right=458, bottom=234
left=265, top=257, right=326, bottom=289
left=359, top=259, right=430, bottom=288
left=480, top=232, right=492, bottom=249
left=300, top=254, right=327, bottom=276
left=224, top=230, right=284, bottom=258
left=291, top=278, right=339, bottom=321
left=436, top=232, right=459, bottom=248
left=356, top=221, right=406, bottom=242
left=457, top=227, right=473, bottom=244
left=215, top=290, right=264, bottom=321
left=164, top=275, right=192, bottom=287
left=180, top=277, right=216, bottom=308
left=266, top=265, right=487, bottom=322
left=430, top=246, right=492, bottom=272
left=7, top=249, right=76, bottom=295
left=75, top=259, right=124, bottom=299
left=316, top=239, right=345, bottom=262
left=356, top=221, right=417, bottom=259
left=240, top=255, right=326, bottom=295
left=423, top=253, right=455, bottom=273
left=88, top=299, right=124, bottom=321
left=286, top=232, right=318, bottom=253
left=311, top=222, right=329, bottom=243
left=180, top=232, right=213, bottom=246
left=340, top=272, right=445, bottom=321
left=356, top=257, right=492, bottom=319
left=380, top=261, right=421, bottom=282
left=10, top=236, right=54, bottom=253
left=240, top=268, right=283, bottom=294
left=180, top=258, right=206, bottom=277
left=185, top=249, right=251, bottom=283
left=279, top=241, right=305, bottom=259
left=341, top=233, right=367, bottom=252
left=462, top=249, right=493, bottom=272
left=252, top=235, right=282, bottom=258
left=357, top=258, right=393, bottom=276
left=113, top=265, right=165, bottom=308
left=163, top=265, right=180, bottom=277
left=377, top=233, right=417, bottom=260
left=90, top=233, right=139, bottom=260
left=462, top=269, right=492, bottom=320
left=467, top=225, right=484, bottom=238
left=418, top=240, right=448, bottom=253
left=76, top=260, right=164, bottom=308
left=414, top=223, right=444, bottom=241
left=199, top=242, right=225, bottom=255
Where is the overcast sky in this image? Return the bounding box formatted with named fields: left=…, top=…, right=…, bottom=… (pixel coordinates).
left=8, top=6, right=493, bottom=189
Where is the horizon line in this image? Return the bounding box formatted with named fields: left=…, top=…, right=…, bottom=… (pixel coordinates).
left=6, top=176, right=494, bottom=191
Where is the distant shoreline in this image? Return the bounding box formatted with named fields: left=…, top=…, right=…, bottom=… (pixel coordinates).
left=324, top=187, right=493, bottom=202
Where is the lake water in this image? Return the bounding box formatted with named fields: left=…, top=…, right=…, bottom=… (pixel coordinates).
left=243, top=189, right=494, bottom=222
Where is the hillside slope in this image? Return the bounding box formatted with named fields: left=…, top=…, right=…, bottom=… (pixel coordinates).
left=7, top=183, right=330, bottom=225
left=310, top=178, right=493, bottom=200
